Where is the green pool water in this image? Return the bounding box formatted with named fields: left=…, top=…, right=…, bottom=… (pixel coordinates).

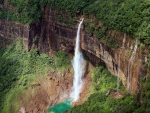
left=46, top=99, right=72, bottom=113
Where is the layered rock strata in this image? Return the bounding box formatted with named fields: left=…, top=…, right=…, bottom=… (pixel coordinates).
left=0, top=6, right=147, bottom=94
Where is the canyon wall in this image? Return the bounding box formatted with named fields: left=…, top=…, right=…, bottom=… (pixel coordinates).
left=0, top=6, right=147, bottom=94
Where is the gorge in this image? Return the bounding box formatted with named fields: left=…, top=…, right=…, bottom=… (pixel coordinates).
left=0, top=0, right=150, bottom=113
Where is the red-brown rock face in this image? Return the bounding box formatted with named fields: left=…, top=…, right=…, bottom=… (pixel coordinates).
left=81, top=31, right=146, bottom=94
left=0, top=6, right=147, bottom=94
left=0, top=19, right=30, bottom=50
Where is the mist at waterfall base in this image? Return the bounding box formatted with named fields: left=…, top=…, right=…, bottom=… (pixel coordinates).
left=46, top=19, right=84, bottom=113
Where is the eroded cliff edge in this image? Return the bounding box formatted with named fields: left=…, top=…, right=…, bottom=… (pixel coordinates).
left=0, top=5, right=147, bottom=95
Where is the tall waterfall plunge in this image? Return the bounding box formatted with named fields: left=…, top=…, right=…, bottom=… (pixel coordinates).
left=70, top=19, right=85, bottom=102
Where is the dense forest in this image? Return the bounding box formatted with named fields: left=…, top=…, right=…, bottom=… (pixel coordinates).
left=0, top=0, right=150, bottom=113
left=0, top=0, right=149, bottom=45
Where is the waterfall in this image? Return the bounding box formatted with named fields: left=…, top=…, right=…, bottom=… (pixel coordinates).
left=117, top=51, right=121, bottom=92
left=122, top=33, right=126, bottom=48
left=117, top=34, right=126, bottom=92
left=127, top=61, right=131, bottom=93
left=127, top=40, right=138, bottom=93
left=70, top=19, right=85, bottom=102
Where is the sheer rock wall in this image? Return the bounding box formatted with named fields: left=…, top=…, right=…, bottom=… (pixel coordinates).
left=0, top=6, right=147, bottom=94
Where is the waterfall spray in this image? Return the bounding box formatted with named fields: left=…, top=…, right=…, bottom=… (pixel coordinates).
left=70, top=19, right=85, bottom=102
left=127, top=39, right=138, bottom=93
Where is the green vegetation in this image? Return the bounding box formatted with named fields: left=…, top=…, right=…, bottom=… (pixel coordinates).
left=92, top=65, right=116, bottom=92
left=0, top=40, right=50, bottom=113
left=137, top=54, right=150, bottom=112
left=65, top=93, right=139, bottom=113
left=84, top=20, right=119, bottom=48
left=0, top=0, right=149, bottom=46
left=55, top=15, right=77, bottom=26
left=54, top=50, right=70, bottom=70
left=47, top=0, right=150, bottom=46
left=0, top=0, right=45, bottom=24
left=65, top=64, right=140, bottom=113
left=0, top=40, right=70, bottom=113
left=0, top=1, right=150, bottom=112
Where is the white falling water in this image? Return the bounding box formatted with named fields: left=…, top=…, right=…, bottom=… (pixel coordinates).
left=127, top=61, right=131, bottom=93
left=70, top=19, right=85, bottom=102
left=122, top=33, right=126, bottom=48
left=117, top=34, right=126, bottom=92
left=127, top=39, right=138, bottom=93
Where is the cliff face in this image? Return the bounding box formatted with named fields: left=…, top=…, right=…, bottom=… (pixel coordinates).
left=82, top=31, right=146, bottom=93
left=0, top=19, right=29, bottom=50
left=42, top=7, right=146, bottom=94
left=0, top=6, right=147, bottom=94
